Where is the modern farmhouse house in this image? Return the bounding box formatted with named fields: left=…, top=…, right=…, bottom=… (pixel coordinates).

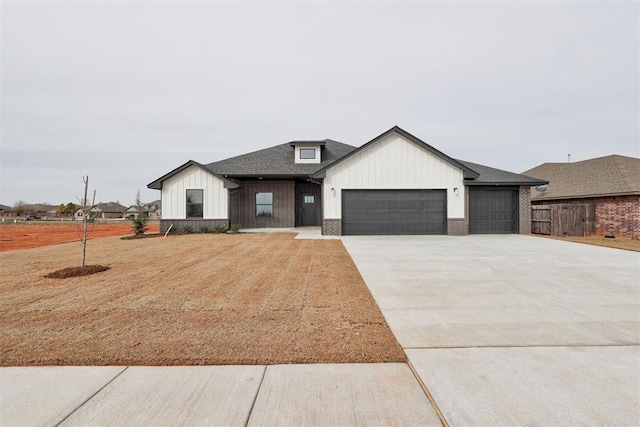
left=148, top=126, right=546, bottom=235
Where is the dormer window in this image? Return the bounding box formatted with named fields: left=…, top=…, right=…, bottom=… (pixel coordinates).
left=300, top=148, right=316, bottom=159
left=290, top=140, right=325, bottom=164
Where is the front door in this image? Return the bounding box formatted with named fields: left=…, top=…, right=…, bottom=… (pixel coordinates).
left=302, top=195, right=317, bottom=226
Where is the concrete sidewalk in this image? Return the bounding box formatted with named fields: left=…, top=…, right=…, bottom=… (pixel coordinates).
left=1, top=364, right=441, bottom=426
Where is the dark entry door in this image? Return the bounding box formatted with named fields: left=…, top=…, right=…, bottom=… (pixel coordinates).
left=302, top=195, right=317, bottom=226
left=342, top=189, right=446, bottom=235
left=469, top=188, right=517, bottom=234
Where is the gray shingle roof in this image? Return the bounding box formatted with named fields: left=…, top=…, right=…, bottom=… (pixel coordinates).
left=148, top=128, right=546, bottom=190
left=94, top=202, right=127, bottom=213
left=207, top=139, right=357, bottom=177
left=458, top=160, right=548, bottom=186
left=522, top=155, right=640, bottom=200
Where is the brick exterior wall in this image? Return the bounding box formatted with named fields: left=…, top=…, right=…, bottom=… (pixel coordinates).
left=447, top=218, right=467, bottom=235
left=323, top=219, right=342, bottom=235
left=160, top=218, right=228, bottom=234
left=229, top=180, right=296, bottom=229
left=534, top=195, right=639, bottom=240
left=519, top=185, right=532, bottom=234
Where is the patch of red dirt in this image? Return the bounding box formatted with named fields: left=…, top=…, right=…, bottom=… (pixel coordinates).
left=0, top=222, right=160, bottom=252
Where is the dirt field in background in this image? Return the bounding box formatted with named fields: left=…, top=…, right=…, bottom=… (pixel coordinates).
left=0, top=233, right=405, bottom=366
left=0, top=221, right=160, bottom=252
left=534, top=234, right=640, bottom=252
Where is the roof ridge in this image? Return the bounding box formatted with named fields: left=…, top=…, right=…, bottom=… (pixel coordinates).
left=613, top=155, right=640, bottom=191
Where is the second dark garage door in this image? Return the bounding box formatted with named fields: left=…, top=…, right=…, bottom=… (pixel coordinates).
left=342, top=189, right=446, bottom=235
left=468, top=188, right=518, bottom=234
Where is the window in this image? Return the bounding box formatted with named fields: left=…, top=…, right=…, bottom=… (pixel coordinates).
left=256, top=192, right=273, bottom=217
left=300, top=148, right=316, bottom=159
left=304, top=196, right=315, bottom=204
left=186, top=189, right=203, bottom=218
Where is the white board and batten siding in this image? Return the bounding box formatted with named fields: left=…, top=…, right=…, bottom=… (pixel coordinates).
left=161, top=166, right=228, bottom=219
left=323, top=133, right=465, bottom=219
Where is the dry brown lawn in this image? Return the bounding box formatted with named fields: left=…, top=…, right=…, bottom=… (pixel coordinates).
left=0, top=233, right=405, bottom=366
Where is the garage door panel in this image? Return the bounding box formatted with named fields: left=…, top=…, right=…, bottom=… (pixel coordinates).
left=342, top=190, right=446, bottom=235
left=469, top=189, right=517, bottom=234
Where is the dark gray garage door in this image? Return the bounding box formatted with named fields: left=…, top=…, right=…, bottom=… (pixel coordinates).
left=469, top=188, right=518, bottom=234
left=342, top=190, right=446, bottom=235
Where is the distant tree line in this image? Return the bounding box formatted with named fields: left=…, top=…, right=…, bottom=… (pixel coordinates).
left=56, top=203, right=77, bottom=217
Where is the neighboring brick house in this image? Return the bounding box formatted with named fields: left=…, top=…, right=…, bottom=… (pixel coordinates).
left=148, top=126, right=546, bottom=235
left=523, top=155, right=640, bottom=240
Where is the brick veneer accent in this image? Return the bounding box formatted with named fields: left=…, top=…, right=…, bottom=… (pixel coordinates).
left=519, top=185, right=532, bottom=234
left=160, top=219, right=228, bottom=234
left=229, top=180, right=295, bottom=229
left=447, top=218, right=467, bottom=235
left=534, top=195, right=639, bottom=240
left=323, top=219, right=342, bottom=235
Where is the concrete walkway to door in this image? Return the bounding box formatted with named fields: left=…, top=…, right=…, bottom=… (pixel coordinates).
left=341, top=234, right=640, bottom=425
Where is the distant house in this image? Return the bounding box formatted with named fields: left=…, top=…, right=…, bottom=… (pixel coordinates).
left=124, top=200, right=161, bottom=219
left=75, top=202, right=127, bottom=220
left=146, top=200, right=161, bottom=218
left=523, top=155, right=640, bottom=240
left=19, top=204, right=57, bottom=219
left=0, top=204, right=14, bottom=217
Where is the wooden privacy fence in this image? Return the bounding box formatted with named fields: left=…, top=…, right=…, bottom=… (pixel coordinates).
left=531, top=204, right=595, bottom=237
left=531, top=206, right=552, bottom=235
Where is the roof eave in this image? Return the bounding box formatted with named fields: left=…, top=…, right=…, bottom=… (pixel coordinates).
left=465, top=179, right=549, bottom=187
left=532, top=191, right=640, bottom=201
left=220, top=173, right=320, bottom=180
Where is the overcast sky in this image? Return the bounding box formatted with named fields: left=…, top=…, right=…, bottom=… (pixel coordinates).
left=1, top=0, right=638, bottom=206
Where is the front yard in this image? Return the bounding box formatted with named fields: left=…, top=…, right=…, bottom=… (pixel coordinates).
left=0, top=233, right=405, bottom=366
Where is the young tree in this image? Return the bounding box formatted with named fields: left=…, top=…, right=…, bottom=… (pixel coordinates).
left=130, top=190, right=148, bottom=236
left=77, top=176, right=96, bottom=267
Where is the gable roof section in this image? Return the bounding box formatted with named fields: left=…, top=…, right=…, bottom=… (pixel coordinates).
left=206, top=139, right=357, bottom=178
left=147, top=160, right=240, bottom=190
left=458, top=160, right=548, bottom=186
left=312, top=126, right=480, bottom=179
left=522, top=155, right=640, bottom=200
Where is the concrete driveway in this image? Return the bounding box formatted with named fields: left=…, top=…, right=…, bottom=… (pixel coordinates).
left=342, top=235, right=640, bottom=425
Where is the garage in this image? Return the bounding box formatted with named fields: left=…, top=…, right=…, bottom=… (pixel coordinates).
left=342, top=190, right=446, bottom=235
left=469, top=188, right=518, bottom=234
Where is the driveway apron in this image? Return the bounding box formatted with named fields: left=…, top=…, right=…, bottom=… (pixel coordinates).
left=342, top=234, right=640, bottom=425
